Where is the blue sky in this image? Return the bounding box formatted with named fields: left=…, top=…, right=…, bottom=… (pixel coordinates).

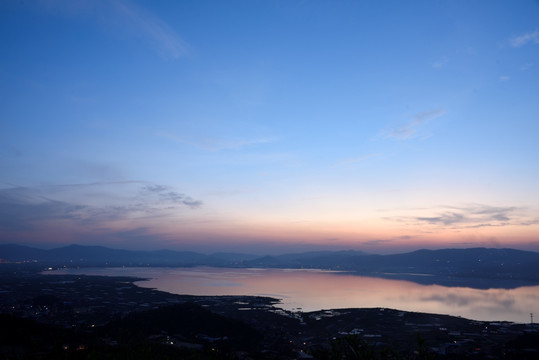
left=1, top=0, right=538, bottom=253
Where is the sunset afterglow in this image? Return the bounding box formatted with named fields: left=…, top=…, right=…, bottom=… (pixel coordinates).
left=1, top=1, right=538, bottom=254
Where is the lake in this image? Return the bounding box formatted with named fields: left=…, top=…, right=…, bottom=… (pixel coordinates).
left=48, top=266, right=539, bottom=323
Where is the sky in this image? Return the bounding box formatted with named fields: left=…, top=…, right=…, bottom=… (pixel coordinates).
left=1, top=0, right=539, bottom=254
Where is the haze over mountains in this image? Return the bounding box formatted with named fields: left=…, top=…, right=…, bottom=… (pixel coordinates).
left=2, top=244, right=539, bottom=288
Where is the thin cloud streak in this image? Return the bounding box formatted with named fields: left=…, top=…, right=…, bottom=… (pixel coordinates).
left=34, top=0, right=190, bottom=60
left=111, top=0, right=190, bottom=59
left=432, top=56, right=449, bottom=69
left=413, top=109, right=446, bottom=124
left=389, top=204, right=538, bottom=230
left=334, top=153, right=382, bottom=167
left=387, top=109, right=445, bottom=140
left=510, top=30, right=539, bottom=47
left=158, top=131, right=276, bottom=151
left=142, top=184, right=202, bottom=209
left=0, top=182, right=202, bottom=232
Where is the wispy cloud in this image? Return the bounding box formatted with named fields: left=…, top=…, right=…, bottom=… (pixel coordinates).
left=417, top=205, right=514, bottom=226
left=363, top=239, right=394, bottom=246
left=0, top=192, right=85, bottom=231
left=35, top=0, right=190, bottom=60
left=334, top=153, right=381, bottom=167
left=432, top=56, right=449, bottom=69
left=111, top=0, right=190, bottom=59
left=142, top=184, right=202, bottom=208
left=499, top=75, right=511, bottom=82
left=510, top=30, right=539, bottom=47
left=158, top=132, right=275, bottom=151
left=363, top=235, right=416, bottom=247
left=390, top=204, right=538, bottom=230
left=0, top=182, right=202, bottom=232
left=387, top=109, right=446, bottom=140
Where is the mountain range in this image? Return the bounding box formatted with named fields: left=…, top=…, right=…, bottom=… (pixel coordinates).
left=2, top=244, right=539, bottom=288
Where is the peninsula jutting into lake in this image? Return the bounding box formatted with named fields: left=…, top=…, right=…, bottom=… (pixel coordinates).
left=47, top=266, right=539, bottom=324
left=5, top=243, right=539, bottom=322
left=1, top=244, right=539, bottom=358
left=1, top=263, right=538, bottom=359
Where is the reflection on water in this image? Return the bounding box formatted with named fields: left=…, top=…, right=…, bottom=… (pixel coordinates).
left=49, top=267, right=539, bottom=323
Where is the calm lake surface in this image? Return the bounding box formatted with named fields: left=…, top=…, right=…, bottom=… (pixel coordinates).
left=48, top=267, right=539, bottom=323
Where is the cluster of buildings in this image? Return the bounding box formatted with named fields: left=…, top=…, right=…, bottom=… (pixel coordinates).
left=0, top=267, right=537, bottom=358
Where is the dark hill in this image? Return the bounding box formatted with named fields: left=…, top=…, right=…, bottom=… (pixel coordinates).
left=102, top=302, right=262, bottom=350
left=0, top=243, right=221, bottom=267
left=244, top=247, right=539, bottom=286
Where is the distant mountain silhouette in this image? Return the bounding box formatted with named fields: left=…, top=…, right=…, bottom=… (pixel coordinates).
left=250, top=248, right=539, bottom=287
left=0, top=244, right=49, bottom=260
left=244, top=250, right=369, bottom=268
left=2, top=244, right=539, bottom=287
left=0, top=244, right=226, bottom=267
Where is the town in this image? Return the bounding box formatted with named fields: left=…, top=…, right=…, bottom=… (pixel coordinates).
left=1, top=263, right=538, bottom=359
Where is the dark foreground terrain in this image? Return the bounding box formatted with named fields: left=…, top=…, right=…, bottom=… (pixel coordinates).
left=1, top=264, right=538, bottom=359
